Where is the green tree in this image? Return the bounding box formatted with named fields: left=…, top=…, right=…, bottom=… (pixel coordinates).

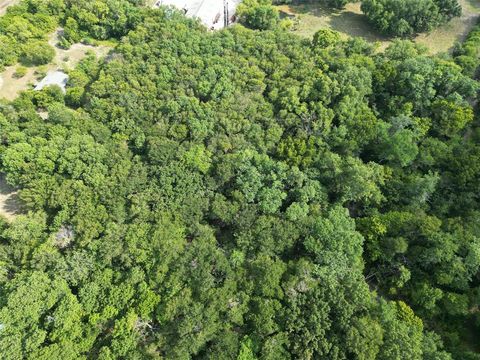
left=237, top=0, right=279, bottom=30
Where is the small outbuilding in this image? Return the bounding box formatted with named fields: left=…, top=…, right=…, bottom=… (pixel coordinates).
left=34, top=70, right=68, bottom=93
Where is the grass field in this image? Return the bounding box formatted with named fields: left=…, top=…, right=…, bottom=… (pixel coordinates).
left=279, top=0, right=480, bottom=54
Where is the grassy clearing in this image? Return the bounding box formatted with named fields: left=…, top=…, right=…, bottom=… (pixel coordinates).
left=279, top=0, right=480, bottom=54
left=0, top=28, right=112, bottom=101
left=415, top=0, right=480, bottom=53
left=47, top=29, right=112, bottom=69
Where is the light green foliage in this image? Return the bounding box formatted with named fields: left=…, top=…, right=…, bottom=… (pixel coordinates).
left=313, top=28, right=342, bottom=48
left=380, top=128, right=419, bottom=167
left=431, top=99, right=474, bottom=137
left=237, top=337, right=257, bottom=360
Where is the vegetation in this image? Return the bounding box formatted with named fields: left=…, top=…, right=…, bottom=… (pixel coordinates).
left=272, top=1, right=480, bottom=55
left=361, top=0, right=462, bottom=37
left=454, top=18, right=480, bottom=77
left=13, top=66, right=27, bottom=78
left=0, top=0, right=61, bottom=68
left=237, top=0, right=280, bottom=30
left=0, top=0, right=480, bottom=359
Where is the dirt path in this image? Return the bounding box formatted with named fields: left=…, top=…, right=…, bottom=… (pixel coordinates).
left=0, top=0, right=18, bottom=16
left=0, top=175, right=22, bottom=222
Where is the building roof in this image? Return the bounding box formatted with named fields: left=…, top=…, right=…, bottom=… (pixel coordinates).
left=34, top=70, right=69, bottom=93
left=154, top=0, right=241, bottom=30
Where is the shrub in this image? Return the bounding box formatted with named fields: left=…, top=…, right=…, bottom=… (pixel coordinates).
left=361, top=0, right=461, bottom=37
left=13, top=66, right=28, bottom=78
left=313, top=28, right=342, bottom=48
left=237, top=0, right=279, bottom=30
left=20, top=41, right=56, bottom=66
left=34, top=66, right=48, bottom=80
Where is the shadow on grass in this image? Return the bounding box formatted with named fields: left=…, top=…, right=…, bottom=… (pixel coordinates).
left=288, top=1, right=390, bottom=42
left=0, top=175, right=15, bottom=196
left=329, top=10, right=389, bottom=42
left=0, top=174, right=23, bottom=219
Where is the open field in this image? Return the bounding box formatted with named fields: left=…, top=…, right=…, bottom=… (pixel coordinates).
left=0, top=175, right=22, bottom=222
left=0, top=0, right=18, bottom=16
left=280, top=0, right=480, bottom=54
left=0, top=29, right=111, bottom=101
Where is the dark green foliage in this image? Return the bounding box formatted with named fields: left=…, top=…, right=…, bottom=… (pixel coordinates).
left=326, top=0, right=349, bottom=8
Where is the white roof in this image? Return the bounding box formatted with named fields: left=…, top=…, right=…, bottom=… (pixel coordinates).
left=154, top=0, right=241, bottom=30
left=34, top=71, right=68, bottom=93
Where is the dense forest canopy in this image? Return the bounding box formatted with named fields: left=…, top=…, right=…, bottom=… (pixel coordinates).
left=0, top=0, right=479, bottom=359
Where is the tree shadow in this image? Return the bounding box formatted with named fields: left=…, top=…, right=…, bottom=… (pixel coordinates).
left=3, top=194, right=22, bottom=214
left=289, top=1, right=338, bottom=17
left=0, top=174, right=23, bottom=219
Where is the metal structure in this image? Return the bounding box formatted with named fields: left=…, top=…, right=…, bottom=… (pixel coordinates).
left=154, top=0, right=240, bottom=30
